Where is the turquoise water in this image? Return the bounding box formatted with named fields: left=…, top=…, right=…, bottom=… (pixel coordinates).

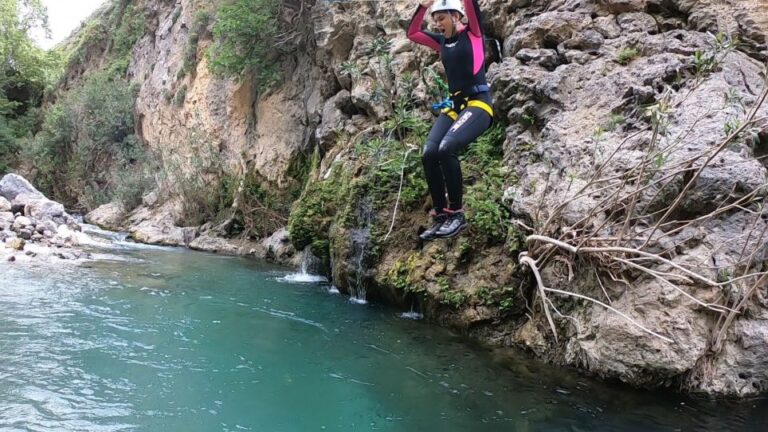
left=0, top=235, right=765, bottom=431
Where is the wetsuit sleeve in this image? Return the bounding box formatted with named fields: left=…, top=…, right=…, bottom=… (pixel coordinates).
left=464, top=0, right=483, bottom=37
left=407, top=5, right=442, bottom=52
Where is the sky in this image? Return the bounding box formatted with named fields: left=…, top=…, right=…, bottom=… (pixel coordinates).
left=33, top=0, right=106, bottom=50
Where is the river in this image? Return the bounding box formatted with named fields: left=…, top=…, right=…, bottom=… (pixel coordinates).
left=0, top=227, right=765, bottom=431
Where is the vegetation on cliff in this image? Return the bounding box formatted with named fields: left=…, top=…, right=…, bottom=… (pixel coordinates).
left=0, top=0, right=60, bottom=174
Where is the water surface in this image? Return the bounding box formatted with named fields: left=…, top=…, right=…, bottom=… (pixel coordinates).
left=0, top=232, right=765, bottom=431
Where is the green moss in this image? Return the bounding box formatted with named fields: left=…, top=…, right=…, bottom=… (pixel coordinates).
left=385, top=253, right=425, bottom=294
left=288, top=162, right=352, bottom=252
left=438, top=277, right=468, bottom=309
left=505, top=225, right=526, bottom=254
left=477, top=285, right=516, bottom=312
left=462, top=123, right=510, bottom=242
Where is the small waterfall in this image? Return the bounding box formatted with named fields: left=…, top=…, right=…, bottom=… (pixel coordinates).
left=328, top=243, right=340, bottom=294
left=347, top=196, right=375, bottom=304
left=280, top=246, right=327, bottom=283
left=399, top=300, right=424, bottom=320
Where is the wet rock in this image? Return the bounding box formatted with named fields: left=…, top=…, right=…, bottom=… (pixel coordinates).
left=56, top=224, right=77, bottom=243
left=56, top=251, right=75, bottom=260
left=15, top=193, right=67, bottom=221
left=0, top=211, right=12, bottom=231
left=19, top=230, right=32, bottom=240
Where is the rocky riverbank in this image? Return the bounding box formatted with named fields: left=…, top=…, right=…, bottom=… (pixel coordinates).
left=0, top=174, right=92, bottom=263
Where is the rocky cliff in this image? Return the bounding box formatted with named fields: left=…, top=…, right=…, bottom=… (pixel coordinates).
left=45, top=0, right=768, bottom=396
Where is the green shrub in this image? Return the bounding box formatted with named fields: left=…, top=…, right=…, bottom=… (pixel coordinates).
left=206, top=0, right=283, bottom=91
left=30, top=72, right=150, bottom=209
left=616, top=47, right=639, bottom=65
left=462, top=123, right=509, bottom=241
left=179, top=11, right=210, bottom=79
left=0, top=116, right=18, bottom=174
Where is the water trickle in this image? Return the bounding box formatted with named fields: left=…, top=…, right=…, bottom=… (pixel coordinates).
left=347, top=196, right=375, bottom=304
left=400, top=300, right=424, bottom=320
left=280, top=246, right=327, bottom=283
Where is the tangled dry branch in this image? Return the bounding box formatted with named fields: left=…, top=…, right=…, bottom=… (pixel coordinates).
left=520, top=67, right=768, bottom=347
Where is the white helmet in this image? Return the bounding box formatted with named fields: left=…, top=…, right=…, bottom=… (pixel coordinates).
left=430, top=0, right=465, bottom=18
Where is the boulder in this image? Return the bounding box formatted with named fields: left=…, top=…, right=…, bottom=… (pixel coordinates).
left=12, top=192, right=68, bottom=221
left=0, top=196, right=10, bottom=212
left=0, top=174, right=43, bottom=201
left=261, top=228, right=296, bottom=262
left=12, top=216, right=33, bottom=231
left=188, top=234, right=243, bottom=254
left=85, top=202, right=127, bottom=230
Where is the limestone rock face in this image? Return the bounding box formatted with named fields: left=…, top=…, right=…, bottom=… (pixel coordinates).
left=486, top=0, right=768, bottom=396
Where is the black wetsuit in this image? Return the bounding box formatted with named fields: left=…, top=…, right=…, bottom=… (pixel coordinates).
left=407, top=0, right=493, bottom=212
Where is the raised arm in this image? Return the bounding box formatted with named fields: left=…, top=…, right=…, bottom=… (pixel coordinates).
left=407, top=5, right=442, bottom=52
left=463, top=0, right=483, bottom=37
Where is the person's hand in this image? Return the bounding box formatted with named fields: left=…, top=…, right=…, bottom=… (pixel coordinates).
left=419, top=0, right=435, bottom=9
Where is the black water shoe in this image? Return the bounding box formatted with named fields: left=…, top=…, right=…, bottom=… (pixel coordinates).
left=435, top=210, right=467, bottom=238
left=419, top=212, right=448, bottom=241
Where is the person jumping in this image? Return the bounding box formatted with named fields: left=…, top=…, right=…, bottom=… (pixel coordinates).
left=407, top=0, right=494, bottom=240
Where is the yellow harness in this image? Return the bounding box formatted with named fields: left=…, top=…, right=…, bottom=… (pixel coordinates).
left=441, top=92, right=494, bottom=120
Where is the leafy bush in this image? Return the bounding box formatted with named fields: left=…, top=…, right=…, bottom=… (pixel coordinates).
left=462, top=123, right=509, bottom=241
left=179, top=11, right=210, bottom=79
left=206, top=0, right=283, bottom=91
left=30, top=71, right=151, bottom=209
